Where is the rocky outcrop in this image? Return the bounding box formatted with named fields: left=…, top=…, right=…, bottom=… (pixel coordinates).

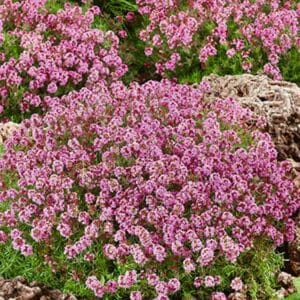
left=0, top=277, right=77, bottom=300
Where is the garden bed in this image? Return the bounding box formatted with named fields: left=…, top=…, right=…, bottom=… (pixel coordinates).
left=0, top=1, right=299, bottom=299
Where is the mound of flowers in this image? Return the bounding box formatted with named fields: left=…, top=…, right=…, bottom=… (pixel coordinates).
left=0, top=0, right=127, bottom=118
left=0, top=79, right=299, bottom=299
left=136, top=0, right=299, bottom=79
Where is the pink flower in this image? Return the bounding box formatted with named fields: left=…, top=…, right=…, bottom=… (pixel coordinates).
left=130, top=291, right=143, bottom=300
left=155, top=281, right=169, bottom=294
left=153, top=244, right=167, bottom=262
left=194, top=277, right=202, bottom=288
left=154, top=294, right=169, bottom=300
left=0, top=231, right=8, bottom=244
left=145, top=47, right=153, bottom=56
left=167, top=278, right=180, bottom=294
left=183, top=258, right=195, bottom=273
left=198, top=247, right=214, bottom=267
left=147, top=273, right=159, bottom=286
left=47, top=82, right=58, bottom=94
left=105, top=280, right=118, bottom=294
left=211, top=292, right=227, bottom=300
left=118, top=30, right=128, bottom=39
left=241, top=61, right=252, bottom=72
left=118, top=270, right=138, bottom=289
left=230, top=277, right=244, bottom=291
left=103, top=244, right=118, bottom=260
left=126, top=12, right=135, bottom=22
left=84, top=252, right=95, bottom=262
left=204, top=276, right=216, bottom=287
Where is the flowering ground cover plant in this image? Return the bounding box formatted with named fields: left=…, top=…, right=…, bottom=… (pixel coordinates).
left=0, top=80, right=299, bottom=299
left=0, top=0, right=298, bottom=125
left=135, top=0, right=299, bottom=82
left=0, top=0, right=127, bottom=121
left=0, top=0, right=299, bottom=299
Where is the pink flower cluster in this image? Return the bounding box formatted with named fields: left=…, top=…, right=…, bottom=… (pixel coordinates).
left=86, top=270, right=137, bottom=298
left=136, top=0, right=299, bottom=79
left=0, top=80, right=299, bottom=299
left=0, top=0, right=127, bottom=114
left=10, top=228, right=33, bottom=256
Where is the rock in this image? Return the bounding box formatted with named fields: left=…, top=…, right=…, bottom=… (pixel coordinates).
left=288, top=213, right=300, bottom=276
left=0, top=122, right=20, bottom=145
left=286, top=159, right=300, bottom=188
left=0, top=277, right=77, bottom=300
left=1, top=281, right=15, bottom=295
left=278, top=272, right=296, bottom=288
left=203, top=74, right=300, bottom=162
left=228, top=292, right=247, bottom=300
left=14, top=277, right=26, bottom=284
left=48, top=289, right=66, bottom=300
left=66, top=296, right=78, bottom=300
left=276, top=287, right=288, bottom=299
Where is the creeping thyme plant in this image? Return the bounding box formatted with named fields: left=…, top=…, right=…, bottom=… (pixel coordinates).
left=135, top=0, right=299, bottom=82
left=0, top=0, right=127, bottom=121
left=0, top=80, right=299, bottom=299
left=0, top=0, right=299, bottom=299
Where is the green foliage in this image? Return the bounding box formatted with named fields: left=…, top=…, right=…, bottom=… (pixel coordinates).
left=45, top=0, right=66, bottom=13
left=0, top=231, right=285, bottom=299
left=176, top=239, right=284, bottom=300
left=93, top=15, right=110, bottom=31
left=238, top=240, right=283, bottom=299
left=120, top=26, right=159, bottom=85
left=177, top=43, right=299, bottom=85
left=0, top=243, right=94, bottom=298
left=0, top=33, right=22, bottom=59
left=119, top=5, right=298, bottom=85
left=45, top=0, right=93, bottom=13
left=279, top=48, right=300, bottom=86
left=0, top=144, right=4, bottom=155
left=93, top=0, right=137, bottom=16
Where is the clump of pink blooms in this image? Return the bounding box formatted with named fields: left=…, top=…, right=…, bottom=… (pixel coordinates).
left=0, top=0, right=127, bottom=114
left=0, top=79, right=299, bottom=299
left=137, top=0, right=299, bottom=79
